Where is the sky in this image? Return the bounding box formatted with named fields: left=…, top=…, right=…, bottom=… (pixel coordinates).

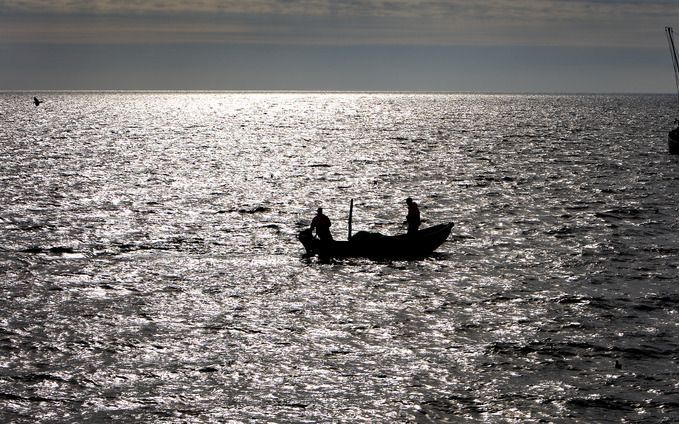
left=1, top=0, right=678, bottom=92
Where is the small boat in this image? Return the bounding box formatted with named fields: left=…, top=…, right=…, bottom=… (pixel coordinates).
left=667, top=26, right=679, bottom=154
left=670, top=126, right=679, bottom=154
left=299, top=222, right=454, bottom=258
left=300, top=198, right=454, bottom=259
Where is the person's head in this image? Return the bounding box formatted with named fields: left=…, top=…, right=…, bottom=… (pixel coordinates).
left=317, top=207, right=323, bottom=215
left=406, top=197, right=412, bottom=205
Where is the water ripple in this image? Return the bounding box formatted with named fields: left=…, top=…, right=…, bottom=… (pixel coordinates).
left=1, top=92, right=678, bottom=422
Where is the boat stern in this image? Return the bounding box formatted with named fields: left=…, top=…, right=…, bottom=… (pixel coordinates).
left=298, top=228, right=315, bottom=255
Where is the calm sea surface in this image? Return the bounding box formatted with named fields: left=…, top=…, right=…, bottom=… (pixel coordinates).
left=1, top=92, right=679, bottom=423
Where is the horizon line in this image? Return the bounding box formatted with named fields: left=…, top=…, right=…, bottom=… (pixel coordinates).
left=1, top=90, right=676, bottom=96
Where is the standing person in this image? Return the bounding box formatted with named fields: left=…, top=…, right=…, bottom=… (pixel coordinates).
left=405, top=197, right=421, bottom=235
left=310, top=207, right=333, bottom=241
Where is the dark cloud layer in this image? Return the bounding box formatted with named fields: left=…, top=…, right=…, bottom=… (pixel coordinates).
left=0, top=0, right=676, bottom=90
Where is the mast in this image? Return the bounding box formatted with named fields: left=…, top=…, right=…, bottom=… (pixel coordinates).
left=666, top=27, right=679, bottom=111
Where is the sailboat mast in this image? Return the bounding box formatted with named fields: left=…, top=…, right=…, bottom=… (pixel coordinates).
left=666, top=27, right=679, bottom=110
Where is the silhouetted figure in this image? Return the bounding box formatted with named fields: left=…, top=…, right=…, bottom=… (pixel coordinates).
left=615, top=360, right=622, bottom=369
left=405, top=197, right=421, bottom=235
left=310, top=207, right=333, bottom=241
left=33, top=97, right=43, bottom=106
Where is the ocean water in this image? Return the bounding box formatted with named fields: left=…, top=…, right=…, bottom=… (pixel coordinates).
left=1, top=92, right=679, bottom=423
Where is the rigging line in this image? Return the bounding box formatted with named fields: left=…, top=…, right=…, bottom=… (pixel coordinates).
left=668, top=27, right=679, bottom=78
left=666, top=27, right=679, bottom=110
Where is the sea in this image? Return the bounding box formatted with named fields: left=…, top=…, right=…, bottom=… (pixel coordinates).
left=1, top=92, right=678, bottom=423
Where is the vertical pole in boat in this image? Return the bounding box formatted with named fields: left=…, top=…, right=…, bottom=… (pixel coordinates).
left=348, top=199, right=354, bottom=241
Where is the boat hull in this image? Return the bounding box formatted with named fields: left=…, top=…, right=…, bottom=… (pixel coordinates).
left=670, top=128, right=679, bottom=155
left=299, top=222, right=454, bottom=259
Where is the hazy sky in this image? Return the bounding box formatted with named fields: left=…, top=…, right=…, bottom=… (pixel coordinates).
left=1, top=0, right=678, bottom=92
